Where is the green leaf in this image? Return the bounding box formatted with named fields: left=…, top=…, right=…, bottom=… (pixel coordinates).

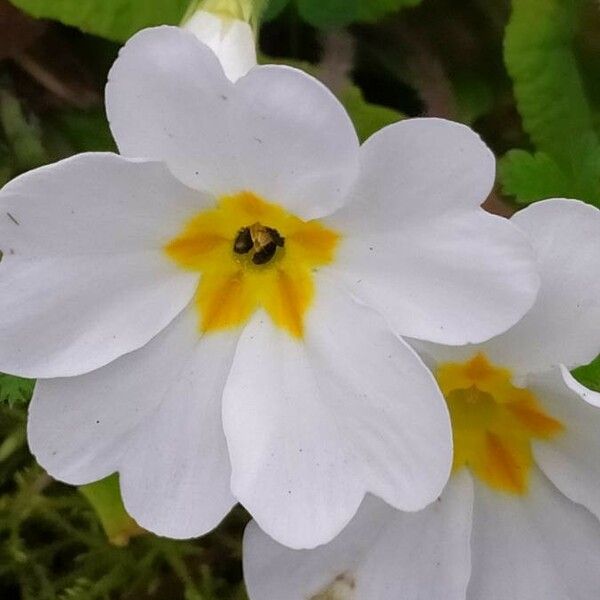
left=46, top=109, right=116, bottom=154
left=356, top=0, right=421, bottom=22
left=79, top=474, right=144, bottom=546
left=263, top=0, right=290, bottom=20
left=503, top=0, right=600, bottom=205
left=499, top=137, right=600, bottom=206
left=453, top=76, right=494, bottom=125
left=499, top=150, right=571, bottom=204
left=505, top=0, right=595, bottom=162
left=0, top=89, right=47, bottom=172
left=0, top=373, right=35, bottom=407
left=572, top=354, right=600, bottom=393
left=8, top=0, right=190, bottom=42
left=295, top=0, right=419, bottom=27
left=340, top=85, right=404, bottom=142
left=297, top=0, right=359, bottom=28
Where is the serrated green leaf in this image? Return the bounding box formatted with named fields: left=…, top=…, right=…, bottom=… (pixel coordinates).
left=499, top=149, right=571, bottom=204
left=79, top=474, right=144, bottom=546
left=572, top=354, right=600, bottom=393
left=499, top=137, right=600, bottom=206
left=505, top=0, right=594, bottom=162
left=504, top=0, right=600, bottom=205
left=8, top=0, right=190, bottom=42
left=0, top=373, right=35, bottom=407
left=340, top=85, right=404, bottom=142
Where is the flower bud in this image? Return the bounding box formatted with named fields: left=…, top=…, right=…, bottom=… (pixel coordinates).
left=182, top=0, right=260, bottom=81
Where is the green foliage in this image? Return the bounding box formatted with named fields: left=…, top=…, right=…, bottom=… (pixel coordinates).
left=572, top=354, right=600, bottom=393
left=501, top=0, right=600, bottom=206
left=340, top=85, right=404, bottom=141
left=505, top=0, right=593, bottom=160
left=499, top=150, right=571, bottom=203
left=297, top=0, right=357, bottom=28
left=452, top=76, right=494, bottom=125
left=45, top=109, right=116, bottom=156
left=0, top=89, right=47, bottom=173
left=0, top=373, right=35, bottom=407
left=263, top=0, right=290, bottom=19
left=8, top=0, right=422, bottom=34
left=8, top=0, right=190, bottom=42
left=356, top=0, right=421, bottom=22
left=265, top=0, right=421, bottom=26
left=6, top=0, right=423, bottom=46
left=0, top=85, right=115, bottom=184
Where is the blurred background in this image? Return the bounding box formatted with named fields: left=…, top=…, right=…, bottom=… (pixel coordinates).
left=1, top=0, right=599, bottom=598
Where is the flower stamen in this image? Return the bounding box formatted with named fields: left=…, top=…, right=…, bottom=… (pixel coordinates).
left=233, top=222, right=285, bottom=265
left=165, top=191, right=339, bottom=336
left=437, top=353, right=563, bottom=494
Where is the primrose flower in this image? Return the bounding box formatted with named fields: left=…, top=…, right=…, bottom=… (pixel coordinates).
left=0, top=26, right=539, bottom=549
left=243, top=199, right=600, bottom=595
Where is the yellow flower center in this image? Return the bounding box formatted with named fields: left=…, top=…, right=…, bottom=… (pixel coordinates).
left=165, top=191, right=339, bottom=337
left=436, top=353, right=563, bottom=494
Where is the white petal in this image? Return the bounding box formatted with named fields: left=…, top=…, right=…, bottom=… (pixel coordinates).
left=107, top=27, right=359, bottom=218
left=0, top=153, right=207, bottom=255
left=244, top=495, right=392, bottom=600
left=106, top=26, right=235, bottom=193
left=470, top=199, right=600, bottom=375
left=0, top=253, right=196, bottom=378
left=326, top=118, right=539, bottom=345
left=243, top=472, right=473, bottom=600
left=27, top=305, right=198, bottom=483
left=28, top=306, right=196, bottom=485
left=468, top=469, right=600, bottom=600
left=228, top=65, right=359, bottom=219
left=183, top=11, right=256, bottom=82
left=332, top=118, right=496, bottom=222
left=29, top=305, right=237, bottom=537
left=355, top=471, right=472, bottom=600
left=120, top=328, right=239, bottom=539
left=328, top=209, right=539, bottom=346
left=407, top=339, right=484, bottom=372
left=0, top=153, right=205, bottom=377
left=223, top=276, right=452, bottom=549
left=529, top=368, right=600, bottom=523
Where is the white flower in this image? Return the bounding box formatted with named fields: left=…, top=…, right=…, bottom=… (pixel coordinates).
left=0, top=26, right=539, bottom=549
left=243, top=199, right=600, bottom=594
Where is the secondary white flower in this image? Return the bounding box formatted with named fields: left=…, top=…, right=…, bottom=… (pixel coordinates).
left=0, top=26, right=538, bottom=549
left=244, top=199, right=600, bottom=596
